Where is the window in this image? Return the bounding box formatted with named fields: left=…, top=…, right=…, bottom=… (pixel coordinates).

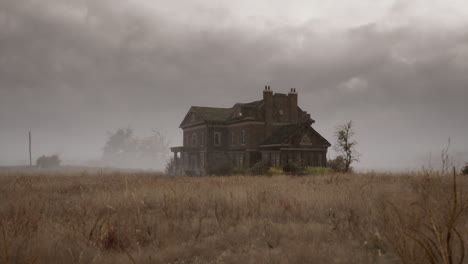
left=231, top=132, right=235, bottom=145
left=241, top=130, right=246, bottom=145
left=308, top=154, right=314, bottom=166
left=237, top=154, right=244, bottom=167
left=191, top=133, right=197, bottom=146
left=300, top=135, right=312, bottom=146
left=201, top=132, right=205, bottom=146
left=190, top=155, right=197, bottom=170
left=214, top=132, right=221, bottom=146
left=272, top=153, right=280, bottom=167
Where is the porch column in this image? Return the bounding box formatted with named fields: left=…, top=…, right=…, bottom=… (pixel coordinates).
left=173, top=152, right=178, bottom=174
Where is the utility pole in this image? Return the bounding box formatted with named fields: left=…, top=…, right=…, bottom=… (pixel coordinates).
left=29, top=131, right=32, bottom=166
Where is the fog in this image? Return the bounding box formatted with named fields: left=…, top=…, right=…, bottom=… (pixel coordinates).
left=1, top=0, right=468, bottom=171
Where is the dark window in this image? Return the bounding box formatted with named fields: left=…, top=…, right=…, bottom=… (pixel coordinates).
left=191, top=133, right=197, bottom=146
left=231, top=132, right=235, bottom=145
left=237, top=154, right=244, bottom=167
left=214, top=132, right=221, bottom=146
left=272, top=153, right=280, bottom=167
left=241, top=130, right=246, bottom=145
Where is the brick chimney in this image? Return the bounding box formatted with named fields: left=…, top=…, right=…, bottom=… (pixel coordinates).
left=288, top=88, right=298, bottom=124
left=263, top=85, right=273, bottom=137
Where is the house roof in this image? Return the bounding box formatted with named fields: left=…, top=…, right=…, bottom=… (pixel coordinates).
left=261, top=123, right=332, bottom=146
left=184, top=99, right=263, bottom=125
left=240, top=100, right=263, bottom=107
left=261, top=124, right=299, bottom=145
left=180, top=95, right=314, bottom=128
left=191, top=106, right=234, bottom=122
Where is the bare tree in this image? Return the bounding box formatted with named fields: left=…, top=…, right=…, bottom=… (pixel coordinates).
left=441, top=137, right=452, bottom=174
left=334, top=120, right=360, bottom=173
left=102, top=127, right=170, bottom=169
left=102, top=127, right=137, bottom=159
left=139, top=129, right=170, bottom=158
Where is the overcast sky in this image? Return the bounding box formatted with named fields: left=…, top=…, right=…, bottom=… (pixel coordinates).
left=1, top=0, right=467, bottom=171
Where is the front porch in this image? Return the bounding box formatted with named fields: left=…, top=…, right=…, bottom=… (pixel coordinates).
left=170, top=146, right=206, bottom=176
left=260, top=147, right=327, bottom=168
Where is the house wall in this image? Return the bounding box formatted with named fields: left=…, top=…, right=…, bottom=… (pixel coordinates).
left=226, top=123, right=265, bottom=150
left=183, top=126, right=208, bottom=149
left=180, top=123, right=264, bottom=174
left=180, top=126, right=208, bottom=175
left=204, top=126, right=228, bottom=150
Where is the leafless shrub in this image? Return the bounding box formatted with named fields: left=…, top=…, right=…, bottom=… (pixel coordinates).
left=164, top=157, right=176, bottom=176
left=36, top=154, right=61, bottom=168
left=441, top=138, right=453, bottom=174
left=461, top=163, right=468, bottom=175
left=328, top=156, right=347, bottom=173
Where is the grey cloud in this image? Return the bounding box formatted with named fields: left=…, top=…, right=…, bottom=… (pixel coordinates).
left=1, top=0, right=467, bottom=170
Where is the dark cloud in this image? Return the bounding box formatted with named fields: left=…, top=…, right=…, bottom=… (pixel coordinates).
left=1, top=0, right=467, bottom=170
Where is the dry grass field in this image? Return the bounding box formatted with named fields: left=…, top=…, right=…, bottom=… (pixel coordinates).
left=0, top=170, right=467, bottom=264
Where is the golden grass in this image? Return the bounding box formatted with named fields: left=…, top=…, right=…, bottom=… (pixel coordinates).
left=0, top=170, right=466, bottom=264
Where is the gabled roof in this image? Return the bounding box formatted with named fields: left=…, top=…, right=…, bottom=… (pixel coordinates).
left=261, top=123, right=331, bottom=146
left=261, top=124, right=299, bottom=145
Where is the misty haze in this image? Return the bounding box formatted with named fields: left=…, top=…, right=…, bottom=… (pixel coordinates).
left=1, top=0, right=467, bottom=171
left=1, top=0, right=468, bottom=263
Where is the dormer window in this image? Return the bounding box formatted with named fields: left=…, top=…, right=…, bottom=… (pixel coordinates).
left=191, top=133, right=197, bottom=146
left=300, top=135, right=312, bottom=146
left=214, top=132, right=221, bottom=146
left=241, top=130, right=246, bottom=145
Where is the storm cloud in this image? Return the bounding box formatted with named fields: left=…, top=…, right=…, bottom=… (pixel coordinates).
left=1, top=0, right=467, bottom=170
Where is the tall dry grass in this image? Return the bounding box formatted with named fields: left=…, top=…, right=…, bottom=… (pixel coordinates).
left=0, top=170, right=466, bottom=263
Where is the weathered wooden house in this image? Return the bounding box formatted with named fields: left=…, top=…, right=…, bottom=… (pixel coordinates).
left=170, top=86, right=330, bottom=175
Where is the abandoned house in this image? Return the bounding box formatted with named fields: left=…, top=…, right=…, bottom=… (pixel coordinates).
left=170, top=86, right=331, bottom=175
